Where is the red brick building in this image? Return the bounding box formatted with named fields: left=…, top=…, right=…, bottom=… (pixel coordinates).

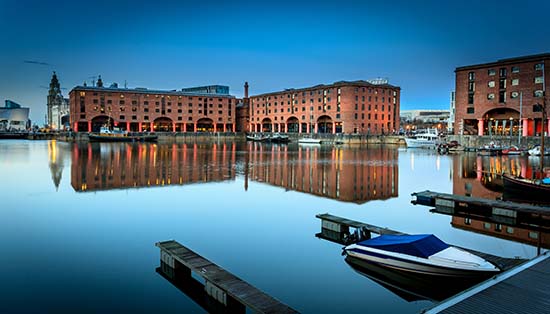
left=248, top=80, right=400, bottom=135
left=69, top=78, right=237, bottom=133
left=455, top=53, right=549, bottom=136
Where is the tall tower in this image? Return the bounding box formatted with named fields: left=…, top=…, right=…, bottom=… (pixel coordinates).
left=47, top=72, right=62, bottom=128
left=244, top=81, right=249, bottom=99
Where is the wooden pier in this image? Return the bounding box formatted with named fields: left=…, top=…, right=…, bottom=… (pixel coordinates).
left=412, top=190, right=550, bottom=223
left=315, top=213, right=525, bottom=272
left=156, top=240, right=298, bottom=314
left=426, top=251, right=550, bottom=314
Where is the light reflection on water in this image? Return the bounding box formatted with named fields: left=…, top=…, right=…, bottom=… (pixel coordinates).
left=0, top=140, right=546, bottom=313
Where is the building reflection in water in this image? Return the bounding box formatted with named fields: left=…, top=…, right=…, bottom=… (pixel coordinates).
left=446, top=153, right=550, bottom=250
left=244, top=142, right=398, bottom=203
left=70, top=142, right=237, bottom=192
left=69, top=142, right=398, bottom=203
left=48, top=140, right=65, bottom=191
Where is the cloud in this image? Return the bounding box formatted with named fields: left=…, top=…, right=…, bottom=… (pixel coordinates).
left=23, top=60, right=51, bottom=66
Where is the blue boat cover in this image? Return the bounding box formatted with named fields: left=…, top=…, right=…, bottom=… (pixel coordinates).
left=542, top=177, right=550, bottom=185
left=357, top=234, right=449, bottom=258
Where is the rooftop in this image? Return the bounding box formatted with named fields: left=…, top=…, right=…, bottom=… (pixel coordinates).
left=251, top=80, right=400, bottom=97
left=70, top=85, right=236, bottom=98
left=456, top=53, right=550, bottom=71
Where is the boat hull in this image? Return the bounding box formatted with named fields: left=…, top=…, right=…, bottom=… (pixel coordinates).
left=502, top=174, right=550, bottom=204
left=345, top=246, right=498, bottom=278
left=404, top=138, right=436, bottom=149
left=89, top=134, right=158, bottom=142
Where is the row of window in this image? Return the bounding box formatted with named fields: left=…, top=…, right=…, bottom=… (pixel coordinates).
left=89, top=99, right=232, bottom=108
left=255, top=87, right=397, bottom=101
left=466, top=104, right=544, bottom=114
left=82, top=91, right=232, bottom=102
left=468, top=63, right=544, bottom=81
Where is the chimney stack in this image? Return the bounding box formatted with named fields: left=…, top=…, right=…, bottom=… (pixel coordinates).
left=244, top=82, right=249, bottom=99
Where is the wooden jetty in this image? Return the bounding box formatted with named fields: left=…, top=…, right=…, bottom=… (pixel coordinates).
left=425, top=251, right=550, bottom=314
left=156, top=240, right=298, bottom=314
left=315, top=213, right=526, bottom=272
left=412, top=190, right=550, bottom=222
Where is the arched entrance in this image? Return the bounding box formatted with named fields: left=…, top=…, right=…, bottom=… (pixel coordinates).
left=482, top=108, right=520, bottom=136
left=262, top=118, right=272, bottom=132
left=196, top=118, right=214, bottom=132
left=154, top=117, right=173, bottom=132
left=61, top=115, right=70, bottom=130
left=317, top=115, right=333, bottom=133
left=91, top=115, right=114, bottom=132
left=287, top=117, right=299, bottom=133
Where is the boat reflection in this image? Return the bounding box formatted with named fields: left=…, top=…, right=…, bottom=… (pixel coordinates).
left=344, top=255, right=489, bottom=302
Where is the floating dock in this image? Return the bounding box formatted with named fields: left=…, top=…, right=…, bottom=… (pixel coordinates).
left=315, top=213, right=526, bottom=272
left=156, top=240, right=298, bottom=314
left=426, top=251, right=550, bottom=314
left=412, top=190, right=550, bottom=219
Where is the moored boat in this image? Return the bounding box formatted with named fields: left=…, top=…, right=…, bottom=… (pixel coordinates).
left=404, top=128, right=440, bottom=149
left=502, top=173, right=550, bottom=204
left=343, top=234, right=500, bottom=277
left=269, top=133, right=290, bottom=143
left=89, top=126, right=157, bottom=142
left=298, top=137, right=321, bottom=144
left=501, top=145, right=523, bottom=155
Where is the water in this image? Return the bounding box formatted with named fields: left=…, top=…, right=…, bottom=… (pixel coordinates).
left=0, top=140, right=545, bottom=313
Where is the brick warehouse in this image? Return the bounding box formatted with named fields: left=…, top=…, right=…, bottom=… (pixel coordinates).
left=248, top=80, right=400, bottom=135
left=455, top=53, right=549, bottom=136
left=69, top=77, right=237, bottom=133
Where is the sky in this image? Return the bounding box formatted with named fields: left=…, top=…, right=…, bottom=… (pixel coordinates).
left=1, top=0, right=550, bottom=123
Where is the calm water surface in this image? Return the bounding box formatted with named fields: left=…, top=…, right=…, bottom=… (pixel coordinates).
left=0, top=140, right=545, bottom=313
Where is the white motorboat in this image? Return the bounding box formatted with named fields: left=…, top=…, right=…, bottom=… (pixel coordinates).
left=404, top=129, right=440, bottom=149
left=298, top=137, right=321, bottom=144
left=344, top=234, right=500, bottom=277
left=528, top=145, right=550, bottom=156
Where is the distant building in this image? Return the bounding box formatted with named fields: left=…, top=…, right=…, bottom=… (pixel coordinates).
left=46, top=72, right=70, bottom=130
left=69, top=77, right=237, bottom=132
left=400, top=110, right=450, bottom=123
left=249, top=80, right=401, bottom=134
left=0, top=100, right=30, bottom=131
left=181, top=85, right=230, bottom=95
left=454, top=53, right=550, bottom=136
left=448, top=91, right=456, bottom=133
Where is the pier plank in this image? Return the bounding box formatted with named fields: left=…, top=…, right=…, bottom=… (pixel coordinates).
left=156, top=240, right=298, bottom=314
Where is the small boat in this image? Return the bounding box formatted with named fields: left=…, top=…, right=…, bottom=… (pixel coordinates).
left=501, top=145, right=523, bottom=155
left=343, top=234, right=500, bottom=277
left=298, top=137, right=321, bottom=145
left=269, top=133, right=290, bottom=143
left=246, top=133, right=269, bottom=142
left=89, top=126, right=157, bottom=142
left=404, top=128, right=440, bottom=149
left=345, top=255, right=490, bottom=302
left=502, top=173, right=550, bottom=204
left=528, top=145, right=550, bottom=156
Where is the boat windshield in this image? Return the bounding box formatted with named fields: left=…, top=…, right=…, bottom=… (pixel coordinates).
left=357, top=234, right=449, bottom=258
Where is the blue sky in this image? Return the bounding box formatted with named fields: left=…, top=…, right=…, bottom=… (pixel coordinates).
left=1, top=0, right=549, bottom=123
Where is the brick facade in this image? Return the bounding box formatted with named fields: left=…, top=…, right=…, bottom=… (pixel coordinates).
left=455, top=53, right=550, bottom=136
left=248, top=81, right=400, bottom=135
left=69, top=85, right=237, bottom=133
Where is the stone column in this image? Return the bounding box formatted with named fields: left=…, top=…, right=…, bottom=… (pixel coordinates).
left=183, top=123, right=187, bottom=132
left=214, top=123, right=217, bottom=132
left=194, top=123, right=197, bottom=133
left=332, top=123, right=336, bottom=134
left=172, top=122, right=176, bottom=132
left=126, top=122, right=130, bottom=131
left=547, top=118, right=550, bottom=136
left=523, top=119, right=529, bottom=136
left=299, top=123, right=303, bottom=133
left=73, top=122, right=78, bottom=132
left=150, top=122, right=154, bottom=132
left=477, top=119, right=484, bottom=136
left=138, top=123, right=143, bottom=132
left=87, top=121, right=92, bottom=133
